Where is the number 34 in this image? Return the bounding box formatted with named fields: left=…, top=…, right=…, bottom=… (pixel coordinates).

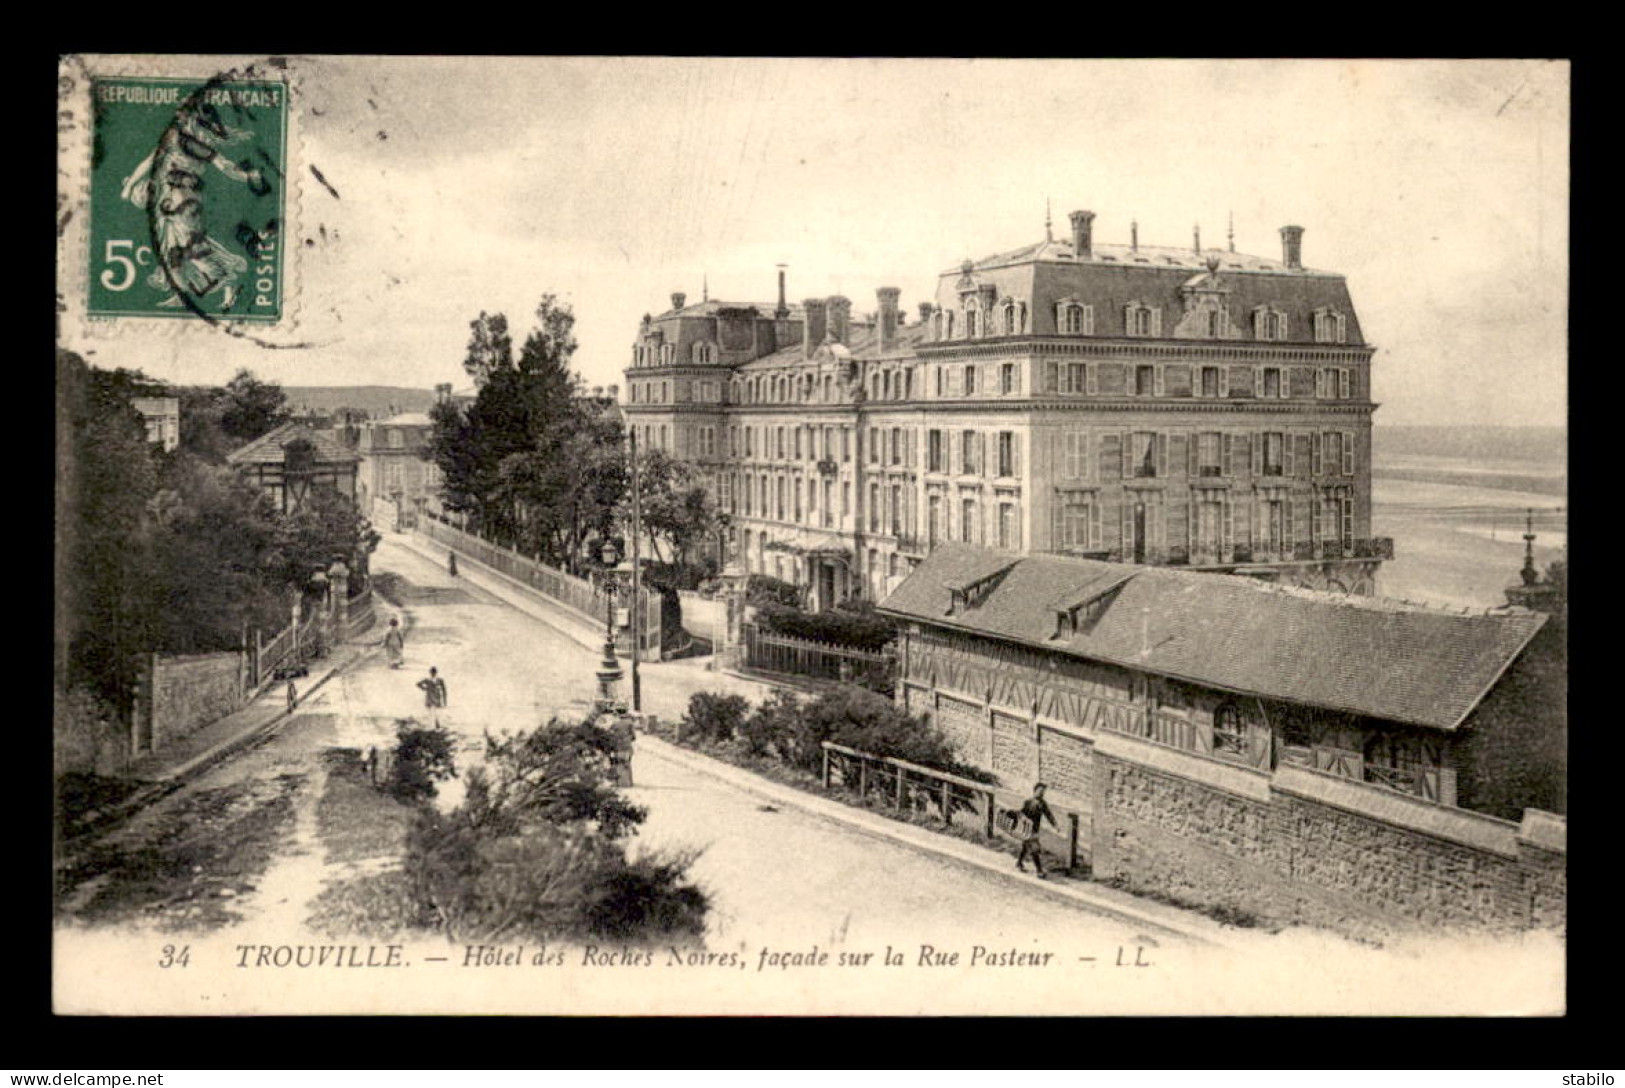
left=100, top=239, right=154, bottom=292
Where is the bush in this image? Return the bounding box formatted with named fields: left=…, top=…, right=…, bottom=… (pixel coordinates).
left=745, top=574, right=801, bottom=609
left=754, top=599, right=899, bottom=653
left=401, top=710, right=707, bottom=945
left=387, top=720, right=458, bottom=802
left=681, top=692, right=750, bottom=744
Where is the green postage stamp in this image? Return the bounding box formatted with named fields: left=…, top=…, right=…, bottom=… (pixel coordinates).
left=86, top=75, right=288, bottom=322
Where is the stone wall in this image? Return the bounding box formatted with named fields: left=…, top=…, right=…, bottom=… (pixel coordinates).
left=1091, top=731, right=1565, bottom=940
left=147, top=651, right=245, bottom=751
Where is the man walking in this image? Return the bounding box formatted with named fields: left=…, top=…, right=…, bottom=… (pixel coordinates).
left=1016, top=782, right=1058, bottom=878
left=382, top=619, right=406, bottom=669
left=417, top=666, right=447, bottom=709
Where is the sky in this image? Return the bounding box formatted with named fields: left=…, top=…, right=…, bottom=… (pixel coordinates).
left=59, top=57, right=1569, bottom=428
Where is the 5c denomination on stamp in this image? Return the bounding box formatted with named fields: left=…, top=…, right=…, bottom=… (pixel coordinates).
left=88, top=75, right=287, bottom=323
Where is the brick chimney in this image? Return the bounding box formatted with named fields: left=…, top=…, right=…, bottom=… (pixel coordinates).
left=775, top=265, right=789, bottom=319
left=434, top=382, right=452, bottom=404
left=802, top=298, right=827, bottom=356
left=1070, top=210, right=1095, bottom=259
left=876, top=287, right=900, bottom=352
left=826, top=295, right=851, bottom=345
left=918, top=301, right=935, bottom=326
left=671, top=291, right=687, bottom=312
left=1280, top=225, right=1304, bottom=270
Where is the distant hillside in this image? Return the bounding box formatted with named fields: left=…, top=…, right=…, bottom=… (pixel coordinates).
left=281, top=385, right=438, bottom=419
left=1374, top=425, right=1565, bottom=464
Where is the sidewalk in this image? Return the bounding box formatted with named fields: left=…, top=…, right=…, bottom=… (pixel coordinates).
left=393, top=529, right=604, bottom=652
left=637, top=733, right=1239, bottom=949
left=81, top=613, right=389, bottom=837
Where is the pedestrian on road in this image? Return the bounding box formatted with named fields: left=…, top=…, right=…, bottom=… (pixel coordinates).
left=448, top=552, right=459, bottom=577
left=383, top=619, right=406, bottom=669
left=417, top=666, right=447, bottom=709
left=608, top=710, right=635, bottom=787
left=285, top=677, right=298, bottom=711
left=1016, top=783, right=1058, bottom=878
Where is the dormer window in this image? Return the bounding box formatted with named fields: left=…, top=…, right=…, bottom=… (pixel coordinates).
left=1253, top=306, right=1290, bottom=341
left=1313, top=308, right=1348, bottom=343
left=1124, top=302, right=1160, bottom=337
left=691, top=341, right=718, bottom=364
left=965, top=306, right=979, bottom=339
left=1056, top=299, right=1094, bottom=335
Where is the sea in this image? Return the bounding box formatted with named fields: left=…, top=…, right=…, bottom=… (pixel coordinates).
left=1372, top=451, right=1566, bottom=610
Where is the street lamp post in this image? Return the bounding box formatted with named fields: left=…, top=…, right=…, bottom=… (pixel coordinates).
left=593, top=541, right=625, bottom=710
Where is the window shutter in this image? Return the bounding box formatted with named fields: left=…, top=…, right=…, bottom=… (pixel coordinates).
left=1251, top=433, right=1263, bottom=477
left=1312, top=433, right=1324, bottom=476
left=1154, top=366, right=1166, bottom=397
left=1123, top=304, right=1135, bottom=335
left=1218, top=366, right=1229, bottom=398
left=1223, top=433, right=1235, bottom=477
left=1311, top=495, right=1323, bottom=542
left=1343, top=431, right=1355, bottom=476
left=1151, top=309, right=1162, bottom=336
left=1284, top=497, right=1295, bottom=548
left=1284, top=432, right=1296, bottom=477
left=1223, top=495, right=1234, bottom=549
left=1084, top=305, right=1094, bottom=334
left=1013, top=434, right=1022, bottom=477
left=1188, top=432, right=1199, bottom=477
left=1046, top=361, right=1058, bottom=392
left=1086, top=363, right=1099, bottom=396
left=1341, top=369, right=1352, bottom=399
left=1100, top=432, right=1121, bottom=481
left=1278, top=312, right=1289, bottom=340
left=1156, top=433, right=1168, bottom=478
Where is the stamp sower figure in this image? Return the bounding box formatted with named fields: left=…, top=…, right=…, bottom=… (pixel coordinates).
left=1016, top=783, right=1058, bottom=878
left=417, top=667, right=447, bottom=709
left=382, top=619, right=406, bottom=669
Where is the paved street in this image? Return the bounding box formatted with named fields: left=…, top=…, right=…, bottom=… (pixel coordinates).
left=56, top=532, right=1167, bottom=952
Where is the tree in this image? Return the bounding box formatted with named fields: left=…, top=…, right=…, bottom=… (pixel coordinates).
left=629, top=448, right=719, bottom=566
left=428, top=297, right=626, bottom=566
left=217, top=368, right=290, bottom=445
left=57, top=351, right=161, bottom=724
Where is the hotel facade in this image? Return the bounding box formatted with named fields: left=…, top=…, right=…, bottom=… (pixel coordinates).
left=622, top=211, right=1389, bottom=609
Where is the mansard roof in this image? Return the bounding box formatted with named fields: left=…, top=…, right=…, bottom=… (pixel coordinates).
left=958, top=239, right=1335, bottom=277
left=658, top=299, right=806, bottom=320
left=734, top=322, right=926, bottom=370
left=879, top=545, right=1546, bottom=731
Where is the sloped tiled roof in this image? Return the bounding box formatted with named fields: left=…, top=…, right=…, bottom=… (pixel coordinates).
left=737, top=322, right=927, bottom=370
left=226, top=421, right=361, bottom=465
left=879, top=545, right=1547, bottom=731
left=959, top=240, right=1329, bottom=277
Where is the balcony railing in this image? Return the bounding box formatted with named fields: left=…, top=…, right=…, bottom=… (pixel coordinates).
left=1047, top=538, right=1395, bottom=569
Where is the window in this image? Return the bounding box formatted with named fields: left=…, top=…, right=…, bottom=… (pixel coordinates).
left=1057, top=301, right=1093, bottom=335
left=387, top=429, right=403, bottom=449
left=1340, top=369, right=1352, bottom=399
left=1134, top=365, right=1155, bottom=396
left=963, top=365, right=977, bottom=395
left=868, top=427, right=879, bottom=464
left=1001, top=301, right=1017, bottom=334
left=1000, top=363, right=1017, bottom=395
left=965, top=308, right=978, bottom=339
left=869, top=484, right=881, bottom=532
left=997, top=503, right=1018, bottom=549
left=1341, top=431, right=1355, bottom=475
left=1130, top=432, right=1161, bottom=478
left=1197, top=432, right=1222, bottom=477
left=841, top=427, right=851, bottom=462
left=960, top=430, right=981, bottom=475
left=1212, top=703, right=1247, bottom=758
left=928, top=495, right=943, bottom=545
left=1200, top=366, right=1221, bottom=398
left=776, top=478, right=785, bottom=521
left=1321, top=432, right=1342, bottom=476
left=1060, top=430, right=1089, bottom=479
left=1058, top=496, right=1094, bottom=548
left=961, top=497, right=979, bottom=544
left=1261, top=367, right=1282, bottom=398
left=1314, top=309, right=1347, bottom=343
left=890, top=428, right=902, bottom=466
left=793, top=427, right=802, bottom=460
left=1261, top=432, right=1285, bottom=476
left=1125, top=303, right=1159, bottom=337
left=1206, top=310, right=1223, bottom=337
left=794, top=479, right=803, bottom=522
left=842, top=481, right=851, bottom=521
left=1056, top=361, right=1089, bottom=394
left=934, top=366, right=946, bottom=397
left=927, top=430, right=945, bottom=473
left=890, top=485, right=902, bottom=536
left=1254, top=307, right=1289, bottom=341
left=821, top=480, right=833, bottom=527
left=996, top=431, right=1019, bottom=477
